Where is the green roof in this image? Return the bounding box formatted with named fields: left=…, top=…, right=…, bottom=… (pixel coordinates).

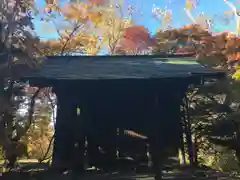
left=23, top=55, right=225, bottom=80
left=160, top=60, right=199, bottom=65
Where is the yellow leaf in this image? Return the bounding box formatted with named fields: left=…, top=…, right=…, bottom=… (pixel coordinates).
left=27, top=145, right=32, bottom=152
left=163, top=11, right=172, bottom=25
left=236, top=64, right=240, bottom=70
left=88, top=12, right=103, bottom=25
left=185, top=0, right=193, bottom=10
left=232, top=70, right=240, bottom=80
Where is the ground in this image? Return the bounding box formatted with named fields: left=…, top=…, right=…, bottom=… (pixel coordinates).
left=0, top=159, right=238, bottom=180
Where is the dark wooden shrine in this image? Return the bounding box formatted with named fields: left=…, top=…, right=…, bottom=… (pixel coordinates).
left=24, top=55, right=225, bottom=180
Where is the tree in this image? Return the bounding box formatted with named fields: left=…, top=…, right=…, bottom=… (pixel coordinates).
left=152, top=23, right=240, bottom=171
left=152, top=24, right=212, bottom=55
left=0, top=0, right=43, bottom=166
left=39, top=1, right=120, bottom=55
left=152, top=4, right=172, bottom=29
left=115, top=26, right=156, bottom=55
left=39, top=0, right=154, bottom=56
left=39, top=1, right=101, bottom=56
left=180, top=23, right=240, bottom=171
left=97, top=2, right=134, bottom=55
left=21, top=87, right=55, bottom=162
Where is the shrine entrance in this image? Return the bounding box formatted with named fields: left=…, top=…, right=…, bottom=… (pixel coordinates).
left=25, top=55, right=225, bottom=180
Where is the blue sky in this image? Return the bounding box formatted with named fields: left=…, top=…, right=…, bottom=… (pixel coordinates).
left=33, top=0, right=240, bottom=40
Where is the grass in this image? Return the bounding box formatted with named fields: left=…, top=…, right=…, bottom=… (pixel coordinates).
left=0, top=159, right=39, bottom=165
left=0, top=158, right=51, bottom=169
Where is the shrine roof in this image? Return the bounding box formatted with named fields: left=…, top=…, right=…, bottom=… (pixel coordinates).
left=23, top=55, right=225, bottom=80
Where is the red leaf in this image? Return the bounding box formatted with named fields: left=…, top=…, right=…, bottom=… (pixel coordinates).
left=117, top=26, right=156, bottom=54
left=124, top=26, right=150, bottom=42
left=88, top=0, right=107, bottom=5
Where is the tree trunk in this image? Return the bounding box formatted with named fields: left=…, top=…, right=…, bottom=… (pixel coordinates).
left=185, top=119, right=194, bottom=165
left=235, top=125, right=240, bottom=167
left=179, top=131, right=186, bottom=165
left=183, top=97, right=194, bottom=165
left=235, top=148, right=240, bottom=168
left=193, top=138, right=198, bottom=165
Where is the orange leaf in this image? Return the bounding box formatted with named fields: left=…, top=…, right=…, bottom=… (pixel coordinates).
left=88, top=0, right=107, bottom=5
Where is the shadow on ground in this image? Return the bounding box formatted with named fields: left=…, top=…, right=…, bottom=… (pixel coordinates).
left=1, top=162, right=237, bottom=180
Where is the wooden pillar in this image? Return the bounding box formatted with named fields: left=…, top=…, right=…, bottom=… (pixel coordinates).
left=83, top=104, right=102, bottom=170
left=148, top=89, right=186, bottom=180
left=117, top=127, right=125, bottom=158
left=72, top=106, right=85, bottom=173
left=51, top=89, right=76, bottom=172
left=87, top=134, right=102, bottom=169
left=148, top=94, right=164, bottom=180
left=103, top=124, right=117, bottom=171
left=85, top=98, right=118, bottom=172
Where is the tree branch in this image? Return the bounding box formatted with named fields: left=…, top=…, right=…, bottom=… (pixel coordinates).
left=60, top=23, right=84, bottom=55
left=39, top=135, right=54, bottom=163
left=184, top=8, right=197, bottom=24
left=224, top=0, right=237, bottom=13
left=12, top=88, right=41, bottom=141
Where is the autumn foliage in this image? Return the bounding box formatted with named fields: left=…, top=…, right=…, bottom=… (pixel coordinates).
left=115, top=26, right=155, bottom=54
left=153, top=24, right=240, bottom=73
left=40, top=0, right=155, bottom=55
left=39, top=0, right=240, bottom=73
left=38, top=0, right=240, bottom=71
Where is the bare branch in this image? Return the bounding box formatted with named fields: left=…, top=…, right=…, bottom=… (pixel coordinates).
left=184, top=8, right=197, bottom=24
left=60, top=23, right=84, bottom=55
left=224, top=0, right=237, bottom=13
